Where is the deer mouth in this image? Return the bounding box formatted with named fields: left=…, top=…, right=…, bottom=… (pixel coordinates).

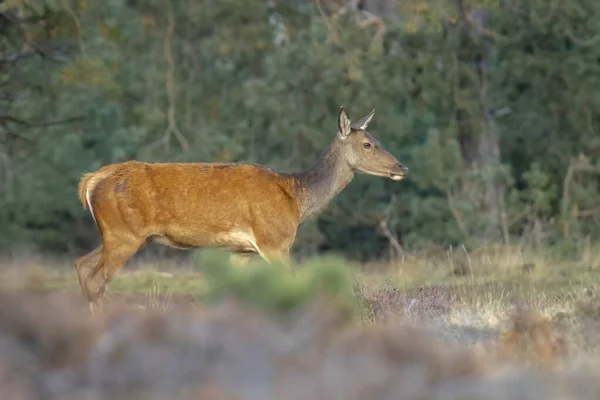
left=389, top=163, right=408, bottom=181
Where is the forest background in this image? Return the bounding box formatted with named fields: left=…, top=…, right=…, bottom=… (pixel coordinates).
left=1, top=0, right=599, bottom=264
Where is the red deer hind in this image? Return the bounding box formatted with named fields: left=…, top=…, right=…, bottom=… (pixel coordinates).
left=75, top=107, right=409, bottom=311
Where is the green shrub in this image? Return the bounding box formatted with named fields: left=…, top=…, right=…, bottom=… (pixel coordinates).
left=199, top=253, right=358, bottom=319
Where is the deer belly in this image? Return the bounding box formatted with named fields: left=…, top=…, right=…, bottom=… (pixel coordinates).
left=153, top=229, right=260, bottom=253
left=213, top=230, right=260, bottom=252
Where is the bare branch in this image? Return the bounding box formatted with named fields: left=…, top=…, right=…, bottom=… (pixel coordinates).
left=453, top=0, right=496, bottom=42
left=60, top=0, right=86, bottom=56
left=314, top=0, right=340, bottom=45
left=315, top=0, right=386, bottom=55
left=0, top=115, right=84, bottom=128
left=0, top=150, right=14, bottom=202
left=377, top=195, right=414, bottom=261
left=0, top=13, right=69, bottom=63
left=561, top=155, right=600, bottom=237
left=0, top=44, right=69, bottom=64
left=445, top=188, right=469, bottom=236
left=150, top=0, right=189, bottom=153
left=0, top=50, right=36, bottom=63
left=564, top=28, right=600, bottom=47
left=575, top=207, right=600, bottom=218
left=378, top=218, right=414, bottom=261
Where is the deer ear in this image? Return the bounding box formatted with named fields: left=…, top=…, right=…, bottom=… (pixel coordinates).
left=352, top=109, right=375, bottom=130
left=337, top=106, right=352, bottom=140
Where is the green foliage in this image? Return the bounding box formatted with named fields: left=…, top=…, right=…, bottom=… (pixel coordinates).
left=507, top=163, right=556, bottom=217
left=199, top=254, right=358, bottom=318
left=1, top=0, right=600, bottom=258
left=410, top=128, right=465, bottom=191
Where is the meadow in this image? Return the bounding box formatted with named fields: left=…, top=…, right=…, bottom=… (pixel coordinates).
left=1, top=243, right=600, bottom=399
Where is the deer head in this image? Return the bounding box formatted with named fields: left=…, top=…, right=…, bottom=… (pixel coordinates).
left=336, top=107, right=408, bottom=181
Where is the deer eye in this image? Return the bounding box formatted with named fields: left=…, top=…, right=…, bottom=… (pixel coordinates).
left=363, top=142, right=372, bottom=149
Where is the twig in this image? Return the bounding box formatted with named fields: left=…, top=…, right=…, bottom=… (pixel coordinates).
left=0, top=115, right=84, bottom=128
left=2, top=10, right=69, bottom=64
left=499, top=192, right=510, bottom=246
left=446, top=188, right=469, bottom=236
left=378, top=218, right=413, bottom=261
left=154, top=0, right=189, bottom=152
left=564, top=28, right=600, bottom=47
left=0, top=50, right=36, bottom=63
left=575, top=207, right=600, bottom=218
left=454, top=0, right=496, bottom=42
left=351, top=3, right=386, bottom=55
left=0, top=150, right=14, bottom=202
left=378, top=194, right=414, bottom=260
left=0, top=126, right=34, bottom=145
left=60, top=0, right=86, bottom=57
left=314, top=0, right=338, bottom=44
left=314, top=0, right=385, bottom=56
left=561, top=156, right=600, bottom=237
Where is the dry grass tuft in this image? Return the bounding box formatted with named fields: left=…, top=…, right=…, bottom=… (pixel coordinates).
left=576, top=285, right=600, bottom=318
left=497, top=306, right=568, bottom=368
left=354, top=280, right=456, bottom=323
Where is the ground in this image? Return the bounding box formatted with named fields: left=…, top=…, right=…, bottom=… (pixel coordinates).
left=0, top=244, right=599, bottom=398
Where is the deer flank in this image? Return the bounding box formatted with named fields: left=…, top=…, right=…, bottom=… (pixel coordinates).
left=74, top=107, right=408, bottom=313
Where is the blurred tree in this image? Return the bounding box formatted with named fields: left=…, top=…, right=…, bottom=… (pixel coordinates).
left=0, top=0, right=599, bottom=261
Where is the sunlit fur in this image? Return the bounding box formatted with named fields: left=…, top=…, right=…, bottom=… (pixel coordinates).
left=75, top=107, right=408, bottom=312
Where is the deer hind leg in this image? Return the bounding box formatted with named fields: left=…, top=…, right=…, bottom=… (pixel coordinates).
left=75, top=245, right=103, bottom=292
left=83, top=234, right=144, bottom=312
left=252, top=229, right=295, bottom=269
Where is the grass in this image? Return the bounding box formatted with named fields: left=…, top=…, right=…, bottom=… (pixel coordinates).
left=11, top=244, right=598, bottom=299
left=3, top=244, right=598, bottom=338
left=36, top=269, right=207, bottom=295
left=356, top=244, right=599, bottom=304
left=1, top=244, right=598, bottom=337
left=1, top=244, right=595, bottom=339
left=0, top=244, right=600, bottom=398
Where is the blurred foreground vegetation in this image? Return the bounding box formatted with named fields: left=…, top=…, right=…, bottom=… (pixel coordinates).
left=0, top=240, right=598, bottom=397
left=1, top=259, right=599, bottom=399
left=1, top=0, right=599, bottom=261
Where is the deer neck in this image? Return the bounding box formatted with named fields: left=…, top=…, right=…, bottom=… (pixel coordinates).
left=293, top=141, right=355, bottom=222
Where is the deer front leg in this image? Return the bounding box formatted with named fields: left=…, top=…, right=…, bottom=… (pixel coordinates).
left=261, top=248, right=293, bottom=271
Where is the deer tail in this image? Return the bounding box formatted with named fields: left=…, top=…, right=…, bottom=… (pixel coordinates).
left=78, top=167, right=116, bottom=223
left=78, top=172, right=96, bottom=210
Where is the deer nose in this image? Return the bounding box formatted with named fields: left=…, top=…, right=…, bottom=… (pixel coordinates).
left=399, top=164, right=409, bottom=174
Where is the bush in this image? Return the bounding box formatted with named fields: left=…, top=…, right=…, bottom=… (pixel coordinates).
left=198, top=253, right=358, bottom=319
